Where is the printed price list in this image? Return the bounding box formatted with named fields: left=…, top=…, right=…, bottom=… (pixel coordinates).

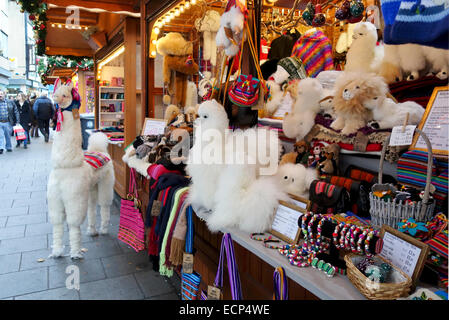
left=380, top=232, right=421, bottom=277
left=272, top=205, right=302, bottom=241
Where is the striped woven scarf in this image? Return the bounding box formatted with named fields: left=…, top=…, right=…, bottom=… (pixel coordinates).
left=290, top=30, right=333, bottom=78
left=84, top=151, right=110, bottom=169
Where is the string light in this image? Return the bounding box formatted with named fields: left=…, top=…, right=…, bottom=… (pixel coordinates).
left=152, top=39, right=157, bottom=45
left=58, top=24, right=62, bottom=28
left=174, top=8, right=180, bottom=16
left=185, top=1, right=191, bottom=9
left=180, top=5, right=184, bottom=12
left=191, top=0, right=196, bottom=4
left=151, top=50, right=156, bottom=56
left=154, top=27, right=160, bottom=35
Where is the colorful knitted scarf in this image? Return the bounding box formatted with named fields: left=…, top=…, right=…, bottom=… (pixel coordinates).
left=290, top=30, right=333, bottom=78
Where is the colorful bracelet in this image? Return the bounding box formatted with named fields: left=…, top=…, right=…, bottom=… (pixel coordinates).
left=316, top=216, right=329, bottom=246
left=345, top=225, right=355, bottom=251
left=339, top=224, right=350, bottom=249
left=365, top=230, right=378, bottom=257
left=357, top=229, right=368, bottom=255
left=308, top=214, right=321, bottom=245
left=251, top=233, right=271, bottom=241
left=333, top=223, right=344, bottom=248
left=350, top=227, right=362, bottom=253
left=263, top=239, right=283, bottom=249
left=301, top=213, right=312, bottom=240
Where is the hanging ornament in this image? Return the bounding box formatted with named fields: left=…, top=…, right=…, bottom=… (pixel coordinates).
left=29, top=14, right=35, bottom=21
left=335, top=0, right=351, bottom=21
left=312, top=4, right=326, bottom=27
left=350, top=0, right=364, bottom=18
left=39, top=24, right=45, bottom=30
left=302, top=2, right=315, bottom=26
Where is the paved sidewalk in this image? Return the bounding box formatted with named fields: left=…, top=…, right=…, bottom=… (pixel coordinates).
left=0, top=132, right=180, bottom=300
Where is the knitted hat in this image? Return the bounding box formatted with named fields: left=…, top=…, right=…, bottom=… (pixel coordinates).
left=277, top=57, right=308, bottom=81
left=291, top=30, right=334, bottom=78
left=384, top=0, right=449, bottom=49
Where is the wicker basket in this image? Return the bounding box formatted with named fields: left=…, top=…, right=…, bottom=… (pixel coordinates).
left=369, top=128, right=436, bottom=229
left=345, top=254, right=412, bottom=300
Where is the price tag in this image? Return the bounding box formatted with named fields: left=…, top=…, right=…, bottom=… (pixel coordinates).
left=389, top=125, right=416, bottom=146
left=207, top=285, right=222, bottom=300
left=182, top=253, right=194, bottom=274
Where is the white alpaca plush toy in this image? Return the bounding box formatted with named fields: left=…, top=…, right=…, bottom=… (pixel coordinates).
left=378, top=44, right=404, bottom=84
left=276, top=163, right=317, bottom=199
left=344, top=21, right=383, bottom=73
left=422, top=46, right=449, bottom=80
left=215, top=0, right=246, bottom=57
left=364, top=95, right=425, bottom=130
left=195, top=10, right=221, bottom=66
left=48, top=79, right=114, bottom=259
left=186, top=99, right=229, bottom=211
left=319, top=88, right=335, bottom=119
left=282, top=78, right=323, bottom=141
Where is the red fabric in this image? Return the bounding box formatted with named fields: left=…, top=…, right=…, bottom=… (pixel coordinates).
left=338, top=142, right=383, bottom=152
left=260, top=38, right=269, bottom=61
left=147, top=164, right=180, bottom=180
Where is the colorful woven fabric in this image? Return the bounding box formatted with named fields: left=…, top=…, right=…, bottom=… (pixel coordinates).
left=290, top=30, right=333, bottom=78
left=84, top=151, right=110, bottom=169
left=228, top=74, right=260, bottom=107
left=397, top=150, right=437, bottom=188
left=181, top=272, right=202, bottom=300
left=315, top=181, right=335, bottom=197
left=426, top=229, right=448, bottom=259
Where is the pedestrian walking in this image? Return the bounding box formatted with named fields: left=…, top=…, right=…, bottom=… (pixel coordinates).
left=0, top=90, right=19, bottom=154
left=29, top=93, right=40, bottom=138
left=33, top=92, right=54, bottom=142
left=15, top=92, right=32, bottom=149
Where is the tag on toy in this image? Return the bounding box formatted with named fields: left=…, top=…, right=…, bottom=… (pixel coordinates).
left=182, top=253, right=194, bottom=274
left=72, top=108, right=80, bottom=119
left=353, top=131, right=369, bottom=152
left=207, top=285, right=222, bottom=300
left=389, top=125, right=416, bottom=146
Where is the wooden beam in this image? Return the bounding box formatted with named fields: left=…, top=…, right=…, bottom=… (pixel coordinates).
left=44, top=0, right=139, bottom=13
left=45, top=46, right=94, bottom=56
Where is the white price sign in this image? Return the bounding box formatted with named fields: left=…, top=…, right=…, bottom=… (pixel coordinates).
left=271, top=202, right=303, bottom=243
left=389, top=125, right=416, bottom=146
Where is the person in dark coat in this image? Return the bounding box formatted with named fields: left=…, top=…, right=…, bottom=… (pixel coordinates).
left=33, top=93, right=54, bottom=142
left=29, top=93, right=40, bottom=138
left=15, top=92, right=32, bottom=149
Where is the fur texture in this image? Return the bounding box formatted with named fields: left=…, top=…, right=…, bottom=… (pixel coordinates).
left=397, top=44, right=427, bottom=81
left=331, top=72, right=385, bottom=135
left=422, top=46, right=449, bottom=80
left=215, top=6, right=245, bottom=57
left=156, top=32, right=193, bottom=56
left=164, top=104, right=181, bottom=124
left=187, top=99, right=284, bottom=233
left=48, top=80, right=114, bottom=260
left=345, top=22, right=383, bottom=73
left=282, top=78, right=323, bottom=140
left=195, top=10, right=221, bottom=65
left=319, top=88, right=335, bottom=118
left=276, top=163, right=317, bottom=199
left=379, top=44, right=403, bottom=84
left=363, top=88, right=425, bottom=129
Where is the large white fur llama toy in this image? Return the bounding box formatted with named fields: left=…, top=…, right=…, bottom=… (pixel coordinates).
left=47, top=79, right=115, bottom=259
left=344, top=21, right=383, bottom=73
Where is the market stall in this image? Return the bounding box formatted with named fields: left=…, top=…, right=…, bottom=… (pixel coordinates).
left=117, top=0, right=449, bottom=300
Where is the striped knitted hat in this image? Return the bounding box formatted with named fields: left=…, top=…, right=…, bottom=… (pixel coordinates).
left=383, top=0, right=449, bottom=49
left=276, top=56, right=308, bottom=81
left=290, top=29, right=333, bottom=78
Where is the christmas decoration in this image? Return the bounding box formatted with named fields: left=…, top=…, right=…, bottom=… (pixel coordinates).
left=38, top=56, right=94, bottom=85
left=16, top=0, right=48, bottom=55
left=312, top=4, right=326, bottom=27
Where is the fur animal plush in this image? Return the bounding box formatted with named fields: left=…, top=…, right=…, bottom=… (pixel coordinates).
left=282, top=78, right=323, bottom=141
left=195, top=10, right=221, bottom=66
left=330, top=72, right=385, bottom=135
left=48, top=79, right=114, bottom=259
left=215, top=0, right=246, bottom=57
left=422, top=46, right=449, bottom=80
left=187, top=99, right=284, bottom=233
left=363, top=83, right=425, bottom=130
left=378, top=44, right=404, bottom=84
left=276, top=163, right=317, bottom=199
left=344, top=22, right=383, bottom=73
left=186, top=99, right=229, bottom=211
left=164, top=104, right=181, bottom=125
left=157, top=33, right=199, bottom=106
left=319, top=88, right=335, bottom=118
